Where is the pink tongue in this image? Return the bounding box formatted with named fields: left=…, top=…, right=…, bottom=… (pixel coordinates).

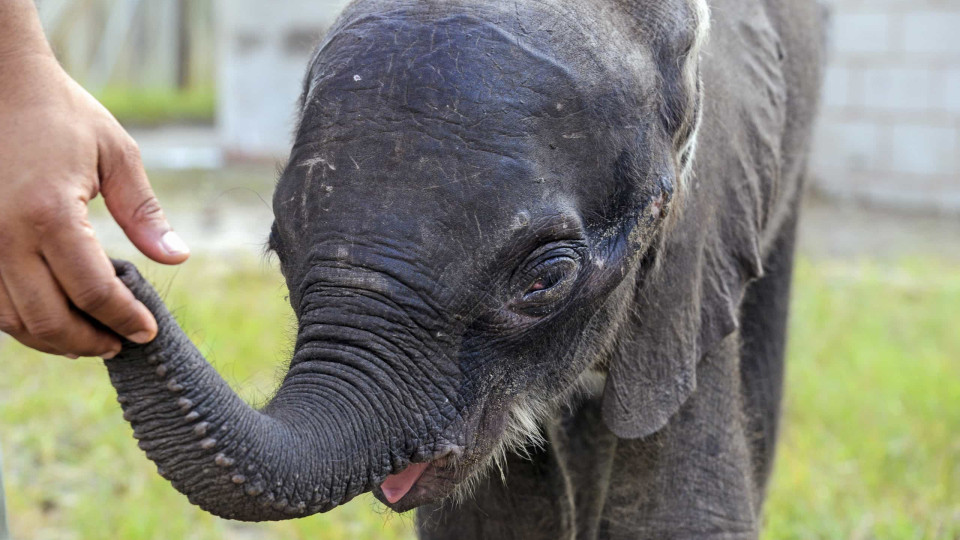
left=380, top=462, right=430, bottom=504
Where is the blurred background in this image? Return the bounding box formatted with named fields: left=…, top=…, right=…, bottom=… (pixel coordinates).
left=0, top=0, right=957, bottom=538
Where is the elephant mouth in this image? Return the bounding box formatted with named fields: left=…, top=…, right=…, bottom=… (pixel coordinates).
left=374, top=396, right=548, bottom=512
left=373, top=447, right=469, bottom=512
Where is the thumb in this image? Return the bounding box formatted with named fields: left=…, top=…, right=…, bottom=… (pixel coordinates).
left=99, top=131, right=190, bottom=265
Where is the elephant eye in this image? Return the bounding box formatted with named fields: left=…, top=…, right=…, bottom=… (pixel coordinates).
left=512, top=250, right=581, bottom=316
left=524, top=264, right=568, bottom=296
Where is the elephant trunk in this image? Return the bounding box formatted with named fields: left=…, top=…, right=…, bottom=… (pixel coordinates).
left=104, top=261, right=409, bottom=521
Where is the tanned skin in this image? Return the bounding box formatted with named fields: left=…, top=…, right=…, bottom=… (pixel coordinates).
left=0, top=0, right=189, bottom=359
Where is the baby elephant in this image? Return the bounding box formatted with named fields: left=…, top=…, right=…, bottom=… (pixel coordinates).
left=105, top=0, right=824, bottom=538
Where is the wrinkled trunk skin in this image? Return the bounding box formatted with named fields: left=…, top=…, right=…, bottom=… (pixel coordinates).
left=104, top=261, right=395, bottom=521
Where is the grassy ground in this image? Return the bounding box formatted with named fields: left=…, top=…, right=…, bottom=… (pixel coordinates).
left=764, top=258, right=960, bottom=539
left=96, top=86, right=216, bottom=127
left=1, top=255, right=957, bottom=539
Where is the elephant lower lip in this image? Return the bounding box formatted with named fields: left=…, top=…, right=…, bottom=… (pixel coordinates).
left=381, top=462, right=430, bottom=503
left=375, top=452, right=465, bottom=511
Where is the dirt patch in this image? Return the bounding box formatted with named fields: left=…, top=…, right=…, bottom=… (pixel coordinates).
left=798, top=193, right=960, bottom=262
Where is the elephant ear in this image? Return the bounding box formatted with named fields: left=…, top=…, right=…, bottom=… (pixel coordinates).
left=602, top=0, right=788, bottom=439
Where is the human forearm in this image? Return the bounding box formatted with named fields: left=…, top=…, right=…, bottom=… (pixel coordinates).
left=0, top=0, right=54, bottom=64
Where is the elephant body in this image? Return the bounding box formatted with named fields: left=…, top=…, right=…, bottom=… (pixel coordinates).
left=418, top=1, right=823, bottom=537
left=105, top=0, right=823, bottom=538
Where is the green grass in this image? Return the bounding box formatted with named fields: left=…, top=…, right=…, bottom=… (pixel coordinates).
left=763, top=259, right=960, bottom=539
left=1, top=256, right=957, bottom=539
left=96, top=86, right=216, bottom=127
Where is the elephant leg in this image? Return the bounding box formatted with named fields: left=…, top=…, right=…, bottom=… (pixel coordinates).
left=737, top=204, right=800, bottom=501
left=415, top=432, right=575, bottom=540
left=547, top=396, right=620, bottom=540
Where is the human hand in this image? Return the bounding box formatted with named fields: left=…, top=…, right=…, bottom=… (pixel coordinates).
left=0, top=51, right=189, bottom=359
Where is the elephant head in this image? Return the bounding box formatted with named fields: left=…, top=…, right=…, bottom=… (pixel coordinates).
left=105, top=0, right=762, bottom=522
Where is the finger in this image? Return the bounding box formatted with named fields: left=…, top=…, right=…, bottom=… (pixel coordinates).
left=38, top=213, right=158, bottom=344
left=0, top=254, right=122, bottom=358
left=0, top=274, right=65, bottom=355
left=97, top=130, right=189, bottom=265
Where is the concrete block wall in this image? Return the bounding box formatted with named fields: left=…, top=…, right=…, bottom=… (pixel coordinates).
left=812, top=0, right=960, bottom=212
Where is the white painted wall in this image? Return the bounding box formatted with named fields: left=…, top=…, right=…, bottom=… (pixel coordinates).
left=215, top=0, right=351, bottom=159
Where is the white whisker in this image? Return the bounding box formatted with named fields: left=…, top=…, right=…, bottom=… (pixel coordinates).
left=443, top=369, right=607, bottom=506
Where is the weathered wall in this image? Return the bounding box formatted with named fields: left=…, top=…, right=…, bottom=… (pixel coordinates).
left=812, top=0, right=960, bottom=212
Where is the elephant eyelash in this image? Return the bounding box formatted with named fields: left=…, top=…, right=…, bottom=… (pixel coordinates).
left=267, top=222, right=283, bottom=253
left=514, top=244, right=581, bottom=280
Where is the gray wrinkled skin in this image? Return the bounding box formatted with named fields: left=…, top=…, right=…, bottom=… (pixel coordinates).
left=103, top=0, right=823, bottom=538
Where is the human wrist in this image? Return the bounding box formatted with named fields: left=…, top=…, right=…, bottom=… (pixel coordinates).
left=0, top=0, right=56, bottom=68
left=0, top=52, right=68, bottom=110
